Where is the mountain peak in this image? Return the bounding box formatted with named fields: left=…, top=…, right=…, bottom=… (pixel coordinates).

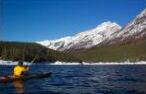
left=77, top=21, right=121, bottom=36
left=94, top=21, right=121, bottom=31
left=97, top=21, right=119, bottom=27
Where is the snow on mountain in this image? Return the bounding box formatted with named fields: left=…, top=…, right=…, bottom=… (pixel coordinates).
left=37, top=21, right=121, bottom=51
left=102, top=8, right=146, bottom=45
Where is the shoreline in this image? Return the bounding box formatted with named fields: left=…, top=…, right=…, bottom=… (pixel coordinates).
left=51, top=61, right=146, bottom=65
left=1, top=60, right=146, bottom=65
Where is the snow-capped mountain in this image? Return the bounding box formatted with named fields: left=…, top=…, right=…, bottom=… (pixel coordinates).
left=101, top=8, right=146, bottom=45
left=37, top=21, right=121, bottom=51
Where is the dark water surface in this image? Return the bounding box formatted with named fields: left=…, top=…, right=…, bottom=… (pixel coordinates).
left=0, top=64, right=146, bottom=94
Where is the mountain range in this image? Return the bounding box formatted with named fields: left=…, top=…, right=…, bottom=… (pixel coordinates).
left=38, top=8, right=146, bottom=62
left=37, top=21, right=121, bottom=51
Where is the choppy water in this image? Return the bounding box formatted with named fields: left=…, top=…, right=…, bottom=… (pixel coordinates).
left=0, top=64, right=146, bottom=94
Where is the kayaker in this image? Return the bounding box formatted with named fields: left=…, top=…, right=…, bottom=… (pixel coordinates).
left=13, top=60, right=29, bottom=77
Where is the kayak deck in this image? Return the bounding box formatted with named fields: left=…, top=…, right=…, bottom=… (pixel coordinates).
left=0, top=72, right=52, bottom=83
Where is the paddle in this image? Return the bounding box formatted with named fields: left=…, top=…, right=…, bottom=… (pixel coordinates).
left=30, top=55, right=38, bottom=64
left=29, top=49, right=44, bottom=64
left=20, top=48, right=35, bottom=66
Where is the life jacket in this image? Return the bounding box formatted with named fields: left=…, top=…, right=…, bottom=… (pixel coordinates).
left=13, top=65, right=29, bottom=77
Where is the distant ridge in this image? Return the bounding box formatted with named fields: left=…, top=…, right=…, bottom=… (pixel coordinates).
left=38, top=21, right=121, bottom=51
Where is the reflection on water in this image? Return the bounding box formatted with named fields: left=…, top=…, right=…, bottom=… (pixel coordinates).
left=0, top=65, right=146, bottom=94
left=13, top=81, right=24, bottom=94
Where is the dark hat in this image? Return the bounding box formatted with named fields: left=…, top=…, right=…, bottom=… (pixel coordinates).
left=18, top=60, right=23, bottom=66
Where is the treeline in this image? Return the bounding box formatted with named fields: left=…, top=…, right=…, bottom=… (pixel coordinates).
left=0, top=41, right=81, bottom=63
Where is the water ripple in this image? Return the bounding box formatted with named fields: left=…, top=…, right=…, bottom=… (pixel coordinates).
left=1, top=65, right=146, bottom=94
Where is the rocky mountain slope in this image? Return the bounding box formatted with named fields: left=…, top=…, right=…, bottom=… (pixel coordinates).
left=38, top=21, right=121, bottom=51
left=101, top=8, right=146, bottom=45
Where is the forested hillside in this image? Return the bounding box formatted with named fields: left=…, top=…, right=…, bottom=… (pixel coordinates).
left=0, top=41, right=81, bottom=63
left=73, top=37, right=146, bottom=62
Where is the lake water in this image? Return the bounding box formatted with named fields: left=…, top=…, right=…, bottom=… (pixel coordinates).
left=0, top=64, right=146, bottom=94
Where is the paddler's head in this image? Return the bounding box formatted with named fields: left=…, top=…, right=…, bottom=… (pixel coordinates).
left=18, top=60, right=23, bottom=66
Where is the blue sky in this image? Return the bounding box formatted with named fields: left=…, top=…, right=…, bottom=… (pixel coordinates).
left=1, top=0, right=146, bottom=42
